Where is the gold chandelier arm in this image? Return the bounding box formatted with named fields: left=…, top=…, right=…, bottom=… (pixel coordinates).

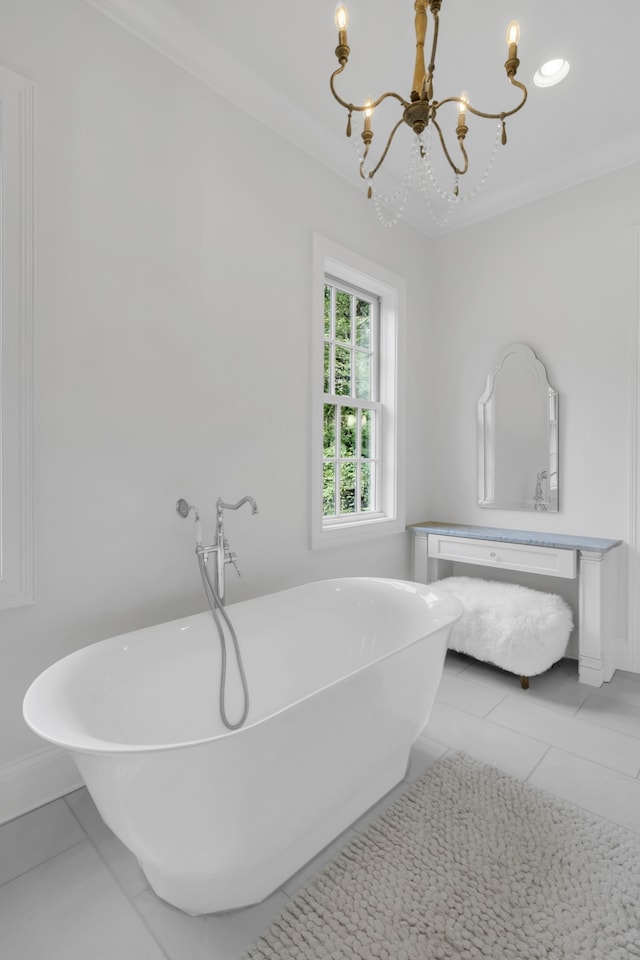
left=366, top=91, right=409, bottom=111
left=360, top=118, right=406, bottom=182
left=331, top=68, right=408, bottom=115
left=330, top=64, right=351, bottom=113
left=435, top=77, right=528, bottom=124
left=430, top=115, right=469, bottom=177
left=505, top=77, right=528, bottom=118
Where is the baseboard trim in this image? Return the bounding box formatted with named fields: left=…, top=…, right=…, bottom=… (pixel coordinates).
left=615, top=633, right=635, bottom=675
left=0, top=747, right=83, bottom=825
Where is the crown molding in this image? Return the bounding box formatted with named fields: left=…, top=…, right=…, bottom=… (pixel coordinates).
left=83, top=0, right=242, bottom=99
left=81, top=0, right=355, bottom=190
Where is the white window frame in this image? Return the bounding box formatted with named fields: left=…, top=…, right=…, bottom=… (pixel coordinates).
left=0, top=66, right=35, bottom=609
left=311, top=234, right=405, bottom=549
left=323, top=275, right=380, bottom=522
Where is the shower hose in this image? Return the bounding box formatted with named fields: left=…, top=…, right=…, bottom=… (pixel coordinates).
left=197, top=552, right=250, bottom=730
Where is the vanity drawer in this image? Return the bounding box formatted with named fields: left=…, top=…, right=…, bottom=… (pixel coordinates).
left=427, top=534, right=576, bottom=579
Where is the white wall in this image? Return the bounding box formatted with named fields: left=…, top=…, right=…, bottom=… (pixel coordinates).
left=426, top=164, right=640, bottom=670
left=0, top=0, right=436, bottom=815
left=1, top=0, right=639, bottom=820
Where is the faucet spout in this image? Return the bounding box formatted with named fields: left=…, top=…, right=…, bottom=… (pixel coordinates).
left=216, top=496, right=258, bottom=516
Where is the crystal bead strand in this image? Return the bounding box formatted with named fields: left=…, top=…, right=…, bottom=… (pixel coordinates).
left=421, top=121, right=503, bottom=205
left=372, top=143, right=419, bottom=227
left=459, top=120, right=502, bottom=203
left=354, top=118, right=503, bottom=228
left=356, top=135, right=418, bottom=227
left=415, top=134, right=457, bottom=229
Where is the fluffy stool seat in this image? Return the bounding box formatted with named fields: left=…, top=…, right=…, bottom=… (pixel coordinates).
left=430, top=576, right=574, bottom=684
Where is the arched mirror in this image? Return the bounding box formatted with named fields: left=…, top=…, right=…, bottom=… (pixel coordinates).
left=478, top=344, right=558, bottom=512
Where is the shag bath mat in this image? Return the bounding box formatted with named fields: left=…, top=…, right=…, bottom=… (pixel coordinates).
left=243, top=753, right=640, bottom=960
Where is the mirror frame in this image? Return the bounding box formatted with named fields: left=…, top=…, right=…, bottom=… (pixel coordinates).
left=477, top=343, right=559, bottom=512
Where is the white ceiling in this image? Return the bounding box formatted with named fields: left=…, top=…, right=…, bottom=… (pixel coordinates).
left=84, top=0, right=640, bottom=237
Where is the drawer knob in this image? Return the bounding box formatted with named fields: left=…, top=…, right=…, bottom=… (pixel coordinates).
left=489, top=551, right=498, bottom=559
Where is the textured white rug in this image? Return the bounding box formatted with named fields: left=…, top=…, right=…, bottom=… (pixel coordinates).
left=244, top=754, right=640, bottom=960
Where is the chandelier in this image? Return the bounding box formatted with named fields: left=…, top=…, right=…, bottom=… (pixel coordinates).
left=331, top=0, right=528, bottom=226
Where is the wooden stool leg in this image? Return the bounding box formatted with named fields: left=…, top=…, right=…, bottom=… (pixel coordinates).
left=520, top=676, right=529, bottom=690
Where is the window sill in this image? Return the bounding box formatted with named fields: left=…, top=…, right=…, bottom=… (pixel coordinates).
left=312, top=513, right=405, bottom=550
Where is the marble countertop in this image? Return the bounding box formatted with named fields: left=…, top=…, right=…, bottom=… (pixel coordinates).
left=408, top=521, right=622, bottom=554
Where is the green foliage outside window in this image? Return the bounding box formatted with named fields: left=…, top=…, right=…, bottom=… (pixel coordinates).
left=323, top=282, right=376, bottom=518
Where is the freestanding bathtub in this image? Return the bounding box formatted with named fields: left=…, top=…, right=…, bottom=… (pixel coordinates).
left=23, top=577, right=461, bottom=915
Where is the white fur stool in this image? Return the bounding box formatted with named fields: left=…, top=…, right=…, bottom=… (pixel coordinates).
left=430, top=576, right=574, bottom=689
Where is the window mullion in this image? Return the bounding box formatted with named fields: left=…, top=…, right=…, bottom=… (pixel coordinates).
left=371, top=296, right=380, bottom=402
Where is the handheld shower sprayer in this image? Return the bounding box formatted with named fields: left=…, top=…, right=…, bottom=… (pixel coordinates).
left=175, top=493, right=258, bottom=730
left=176, top=499, right=202, bottom=545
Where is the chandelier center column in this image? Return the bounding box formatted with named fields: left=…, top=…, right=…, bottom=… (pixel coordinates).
left=412, top=1, right=428, bottom=98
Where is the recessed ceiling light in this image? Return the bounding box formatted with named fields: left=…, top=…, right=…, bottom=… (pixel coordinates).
left=534, top=58, right=570, bottom=88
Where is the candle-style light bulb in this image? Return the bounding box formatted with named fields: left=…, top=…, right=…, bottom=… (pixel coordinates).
left=506, top=20, right=520, bottom=46
left=456, top=90, right=468, bottom=140
left=334, top=3, right=350, bottom=66
left=335, top=3, right=349, bottom=47
left=364, top=97, right=373, bottom=133
left=505, top=19, right=520, bottom=78
left=335, top=3, right=349, bottom=31
left=458, top=90, right=468, bottom=123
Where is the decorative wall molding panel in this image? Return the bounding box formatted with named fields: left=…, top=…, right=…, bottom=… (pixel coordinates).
left=629, top=226, right=640, bottom=675
left=0, top=66, right=35, bottom=609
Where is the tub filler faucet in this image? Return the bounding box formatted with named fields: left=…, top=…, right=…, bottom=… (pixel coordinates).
left=214, top=496, right=259, bottom=601
left=176, top=494, right=259, bottom=731
left=176, top=495, right=258, bottom=606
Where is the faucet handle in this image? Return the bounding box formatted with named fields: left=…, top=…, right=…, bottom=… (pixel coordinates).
left=228, top=552, right=242, bottom=577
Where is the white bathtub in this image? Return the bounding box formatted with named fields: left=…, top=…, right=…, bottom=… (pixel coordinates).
left=23, top=577, right=461, bottom=915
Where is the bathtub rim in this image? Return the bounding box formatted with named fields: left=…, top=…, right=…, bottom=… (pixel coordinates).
left=23, top=577, right=462, bottom=757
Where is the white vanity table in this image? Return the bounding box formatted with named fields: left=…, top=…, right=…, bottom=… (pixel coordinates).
left=410, top=521, right=622, bottom=687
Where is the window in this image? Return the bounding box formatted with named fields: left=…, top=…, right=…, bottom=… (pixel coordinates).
left=0, top=66, right=35, bottom=608
left=322, top=277, right=379, bottom=519
left=312, top=235, right=405, bottom=549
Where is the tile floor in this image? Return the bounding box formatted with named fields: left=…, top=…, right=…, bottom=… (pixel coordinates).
left=2, top=653, right=640, bottom=960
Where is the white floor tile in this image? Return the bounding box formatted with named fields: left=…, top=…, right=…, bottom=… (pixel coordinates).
left=0, top=798, right=85, bottom=887
left=65, top=788, right=149, bottom=899
left=576, top=692, right=640, bottom=740
left=441, top=651, right=469, bottom=676
left=436, top=671, right=508, bottom=717
left=452, top=656, right=532, bottom=692
left=425, top=700, right=549, bottom=780
left=595, top=669, right=640, bottom=709
left=405, top=733, right=449, bottom=783
left=528, top=747, right=640, bottom=835
left=351, top=782, right=408, bottom=833
left=455, top=656, right=592, bottom=715
left=134, top=887, right=289, bottom=960
left=0, top=841, right=166, bottom=960
left=487, top=694, right=640, bottom=777
left=281, top=826, right=357, bottom=896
